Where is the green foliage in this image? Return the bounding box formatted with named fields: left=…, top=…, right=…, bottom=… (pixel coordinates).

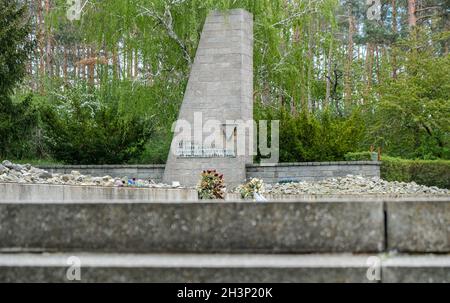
left=275, top=109, right=365, bottom=162
left=0, top=94, right=43, bottom=159
left=197, top=169, right=225, bottom=199
left=344, top=151, right=377, bottom=161
left=0, top=1, right=33, bottom=99
left=137, top=132, right=172, bottom=164
left=0, top=1, right=36, bottom=158
left=4, top=0, right=450, bottom=171
left=381, top=157, right=450, bottom=189
left=371, top=29, right=450, bottom=160
left=236, top=178, right=265, bottom=200
left=74, top=0, right=340, bottom=113
left=41, top=83, right=154, bottom=164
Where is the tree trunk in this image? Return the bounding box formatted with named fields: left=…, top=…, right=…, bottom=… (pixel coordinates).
left=391, top=0, right=398, bottom=78
left=127, top=44, right=132, bottom=79
left=290, top=96, right=297, bottom=115
left=81, top=47, right=85, bottom=80
left=112, top=46, right=118, bottom=80
left=45, top=0, right=52, bottom=78
left=134, top=49, right=139, bottom=79
left=53, top=45, right=58, bottom=78
left=408, top=0, right=417, bottom=28
left=117, top=46, right=122, bottom=80
left=88, top=47, right=95, bottom=85
left=344, top=4, right=354, bottom=107
left=63, top=47, right=68, bottom=83
left=325, top=43, right=332, bottom=107
left=74, top=46, right=78, bottom=79
left=307, top=20, right=314, bottom=112
left=37, top=0, right=44, bottom=91
left=375, top=46, right=381, bottom=83
left=365, top=43, right=374, bottom=100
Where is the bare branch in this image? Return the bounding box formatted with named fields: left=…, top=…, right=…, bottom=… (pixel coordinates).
left=139, top=4, right=192, bottom=66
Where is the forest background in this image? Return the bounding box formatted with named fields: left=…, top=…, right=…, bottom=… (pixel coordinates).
left=1, top=0, right=448, bottom=174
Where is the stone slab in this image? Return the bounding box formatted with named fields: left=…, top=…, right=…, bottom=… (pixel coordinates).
left=0, top=253, right=375, bottom=283
left=0, top=253, right=448, bottom=283
left=0, top=183, right=198, bottom=202
left=35, top=162, right=381, bottom=185
left=382, top=255, right=450, bottom=282
left=0, top=201, right=384, bottom=253
left=386, top=200, right=450, bottom=252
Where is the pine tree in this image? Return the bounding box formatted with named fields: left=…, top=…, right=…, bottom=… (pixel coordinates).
left=0, top=0, right=35, bottom=157
left=0, top=0, right=33, bottom=100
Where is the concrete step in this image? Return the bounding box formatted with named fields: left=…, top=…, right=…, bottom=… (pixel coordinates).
left=0, top=200, right=385, bottom=253
left=0, top=183, right=198, bottom=202
left=0, top=253, right=448, bottom=283
left=1, top=198, right=449, bottom=254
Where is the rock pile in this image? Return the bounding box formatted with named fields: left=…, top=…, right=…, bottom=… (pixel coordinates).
left=264, top=175, right=449, bottom=195
left=1, top=160, right=448, bottom=195
left=0, top=160, right=176, bottom=188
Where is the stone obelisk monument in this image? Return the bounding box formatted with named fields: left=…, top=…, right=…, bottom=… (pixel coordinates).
left=163, top=9, right=253, bottom=187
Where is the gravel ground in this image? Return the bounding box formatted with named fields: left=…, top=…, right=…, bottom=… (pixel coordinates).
left=1, top=160, right=448, bottom=195
left=0, top=160, right=177, bottom=188
left=263, top=175, right=449, bottom=195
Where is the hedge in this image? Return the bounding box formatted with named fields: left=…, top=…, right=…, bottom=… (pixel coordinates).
left=380, top=157, right=450, bottom=189
left=344, top=151, right=378, bottom=161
